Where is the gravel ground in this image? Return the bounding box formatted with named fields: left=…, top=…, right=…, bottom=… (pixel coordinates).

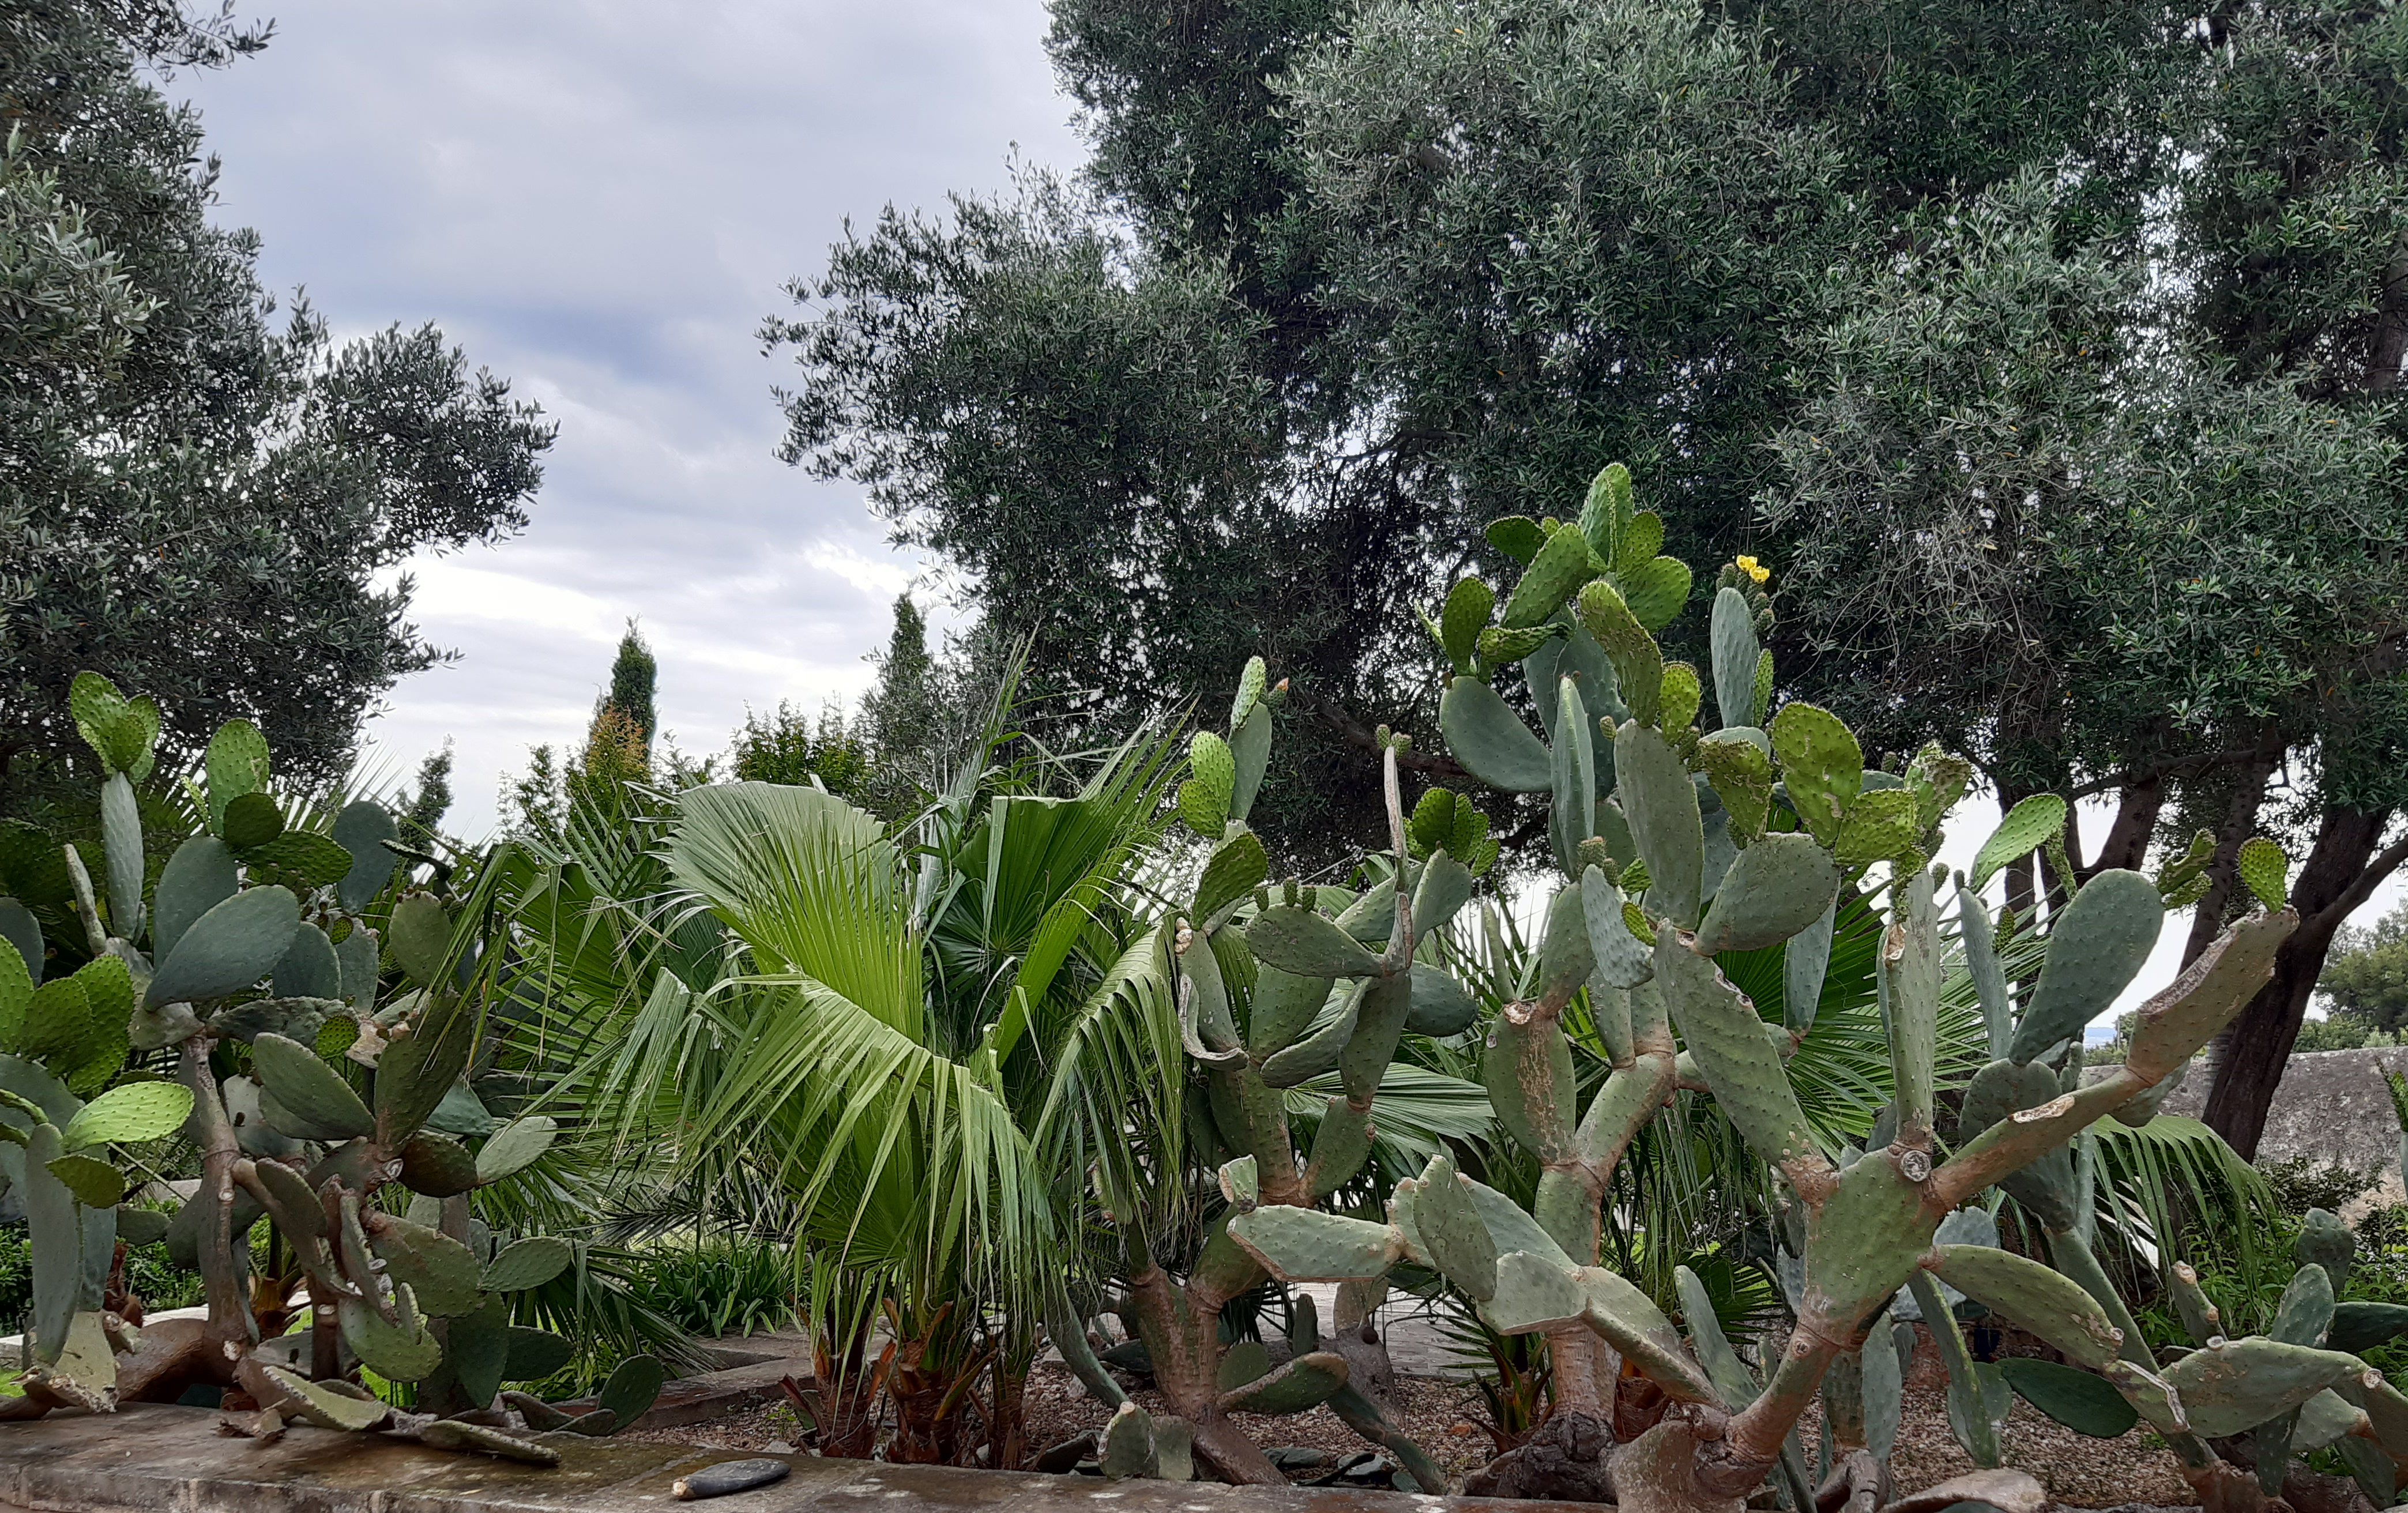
left=1017, top=1363, right=1501, bottom=1481
left=1791, top=1390, right=2193, bottom=1509
left=626, top=1361, right=2197, bottom=1506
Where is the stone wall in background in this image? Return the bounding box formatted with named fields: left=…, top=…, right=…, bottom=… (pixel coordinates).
left=2162, top=1046, right=2408, bottom=1210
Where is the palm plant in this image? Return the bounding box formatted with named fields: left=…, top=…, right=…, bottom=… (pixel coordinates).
left=488, top=672, right=1189, bottom=1465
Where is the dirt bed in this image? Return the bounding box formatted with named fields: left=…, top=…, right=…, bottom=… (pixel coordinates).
left=627, top=1359, right=2195, bottom=1506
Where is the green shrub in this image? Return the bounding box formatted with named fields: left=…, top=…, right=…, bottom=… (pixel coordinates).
left=2257, top=1156, right=2380, bottom=1221
left=626, top=1233, right=798, bottom=1341
left=0, top=1229, right=203, bottom=1327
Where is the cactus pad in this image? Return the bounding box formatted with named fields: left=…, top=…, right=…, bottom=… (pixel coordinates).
left=1658, top=663, right=1702, bottom=735
left=1782, top=900, right=1835, bottom=1033
left=2296, top=1208, right=2356, bottom=1296
left=2327, top=1301, right=2408, bottom=1354
left=1261, top=985, right=1360, bottom=1087
left=145, top=884, right=300, bottom=1007
left=1769, top=703, right=1862, bottom=845
left=220, top=791, right=285, bottom=851
left=68, top=672, right=160, bottom=779
left=1928, top=1245, right=2121, bottom=1368
left=1532, top=883, right=1596, bottom=1012
left=60, top=1080, right=190, bottom=1151
left=1616, top=555, right=1692, bottom=631
left=415, top=1419, right=561, bottom=1465
left=1478, top=1249, right=1587, bottom=1334
left=1192, top=832, right=1267, bottom=927
left=1404, top=962, right=1477, bottom=1037
left=389, top=893, right=453, bottom=988
left=1575, top=581, right=1664, bottom=728
left=2160, top=1338, right=2364, bottom=1437
left=2125, top=908, right=2293, bottom=1081
left=371, top=1218, right=484, bottom=1316
left=400, top=1131, right=481, bottom=1196
left=2237, top=836, right=2289, bottom=910
left=328, top=800, right=401, bottom=913
left=1337, top=972, right=1413, bottom=1101
left=598, top=1353, right=667, bottom=1424
left=1247, top=906, right=1384, bottom=979
left=270, top=921, right=343, bottom=1003
left=1610, top=509, right=1664, bottom=577
left=1221, top=1350, right=1349, bottom=1415
left=1834, top=786, right=1921, bottom=871
left=1696, top=730, right=1774, bottom=843
left=1710, top=586, right=1762, bottom=732
left=253, top=1032, right=375, bottom=1141
left=2008, top=870, right=2162, bottom=1064
left=1693, top=832, right=1841, bottom=955
left=262, top=1364, right=391, bottom=1432
left=1411, top=848, right=1477, bottom=936
left=1970, top=794, right=2067, bottom=890
left=1226, top=1205, right=1405, bottom=1281
left=1483, top=1006, right=1576, bottom=1162
left=1440, top=578, right=1494, bottom=669
left=1248, top=965, right=1333, bottom=1060
left=1412, top=1154, right=1498, bottom=1301
left=476, top=1115, right=558, bottom=1185
left=1582, top=866, right=1653, bottom=991
left=1655, top=931, right=1816, bottom=1169
left=1999, top=1357, right=2136, bottom=1438
left=1617, top=722, right=1704, bottom=927
left=1574, top=1264, right=1719, bottom=1403
left=1441, top=676, right=1553, bottom=793
left=1502, top=524, right=1600, bottom=630
left=339, top=1290, right=443, bottom=1382
left=2272, top=1256, right=2338, bottom=1348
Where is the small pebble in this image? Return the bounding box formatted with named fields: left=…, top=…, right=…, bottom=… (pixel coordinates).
left=673, top=1458, right=791, bottom=1500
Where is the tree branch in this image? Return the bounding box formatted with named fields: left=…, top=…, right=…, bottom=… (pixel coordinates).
left=2067, top=742, right=2285, bottom=801
left=1311, top=697, right=1470, bottom=783
left=2313, top=826, right=2408, bottom=934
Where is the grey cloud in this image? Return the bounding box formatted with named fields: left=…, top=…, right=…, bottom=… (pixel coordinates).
left=177, top=0, right=1078, bottom=831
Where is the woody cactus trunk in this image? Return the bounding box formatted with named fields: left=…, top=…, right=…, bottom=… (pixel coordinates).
left=0, top=674, right=659, bottom=1461
left=1225, top=465, right=2332, bottom=1513
left=1060, top=664, right=1478, bottom=1486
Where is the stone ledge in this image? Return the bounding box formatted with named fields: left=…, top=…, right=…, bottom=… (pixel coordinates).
left=0, top=1404, right=1552, bottom=1513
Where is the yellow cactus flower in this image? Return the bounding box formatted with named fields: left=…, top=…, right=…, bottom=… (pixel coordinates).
left=1736, top=554, right=1771, bottom=585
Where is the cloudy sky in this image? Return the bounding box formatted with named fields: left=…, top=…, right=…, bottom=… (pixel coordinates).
left=175, top=0, right=1082, bottom=834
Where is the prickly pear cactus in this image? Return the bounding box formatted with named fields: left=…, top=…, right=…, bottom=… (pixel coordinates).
left=1227, top=465, right=2312, bottom=1513
left=1083, top=664, right=1470, bottom=1488
left=0, top=672, right=655, bottom=1462
left=1999, top=1211, right=2408, bottom=1513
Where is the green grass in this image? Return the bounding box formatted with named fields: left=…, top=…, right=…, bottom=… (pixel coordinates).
left=623, top=1232, right=800, bottom=1341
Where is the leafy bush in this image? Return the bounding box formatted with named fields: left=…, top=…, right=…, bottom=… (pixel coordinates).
left=626, top=1234, right=799, bottom=1341
left=0, top=1230, right=202, bottom=1327
left=2258, top=1156, right=2380, bottom=1221
left=2292, top=1015, right=2379, bottom=1053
